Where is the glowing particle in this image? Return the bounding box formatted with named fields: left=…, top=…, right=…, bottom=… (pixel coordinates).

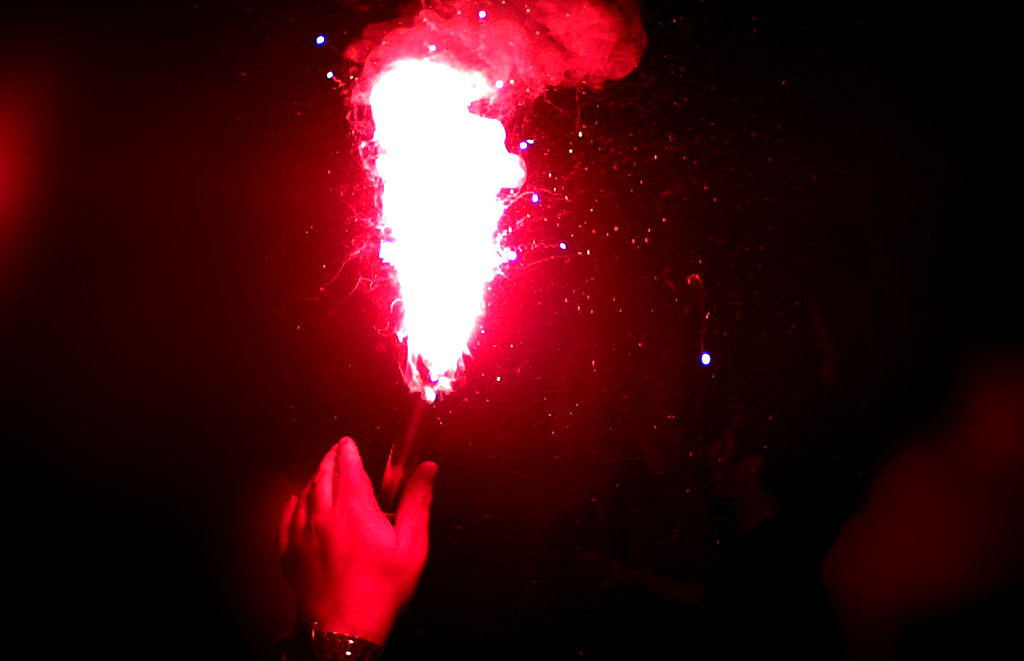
left=519, top=141, right=529, bottom=150
left=315, top=34, right=326, bottom=46
left=531, top=193, right=540, bottom=204
left=478, top=10, right=487, bottom=19
left=700, top=352, right=712, bottom=366
left=495, top=80, right=505, bottom=89
left=326, top=71, right=334, bottom=79
left=559, top=242, right=567, bottom=250
left=428, top=44, right=437, bottom=52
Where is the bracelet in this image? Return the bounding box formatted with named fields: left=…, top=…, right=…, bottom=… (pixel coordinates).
left=289, top=622, right=385, bottom=661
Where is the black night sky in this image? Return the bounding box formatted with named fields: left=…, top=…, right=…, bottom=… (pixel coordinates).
left=1, top=2, right=1019, bottom=659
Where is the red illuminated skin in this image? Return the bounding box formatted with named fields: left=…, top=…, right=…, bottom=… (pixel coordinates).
left=278, top=438, right=438, bottom=644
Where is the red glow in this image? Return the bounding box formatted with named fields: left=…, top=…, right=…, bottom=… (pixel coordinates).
left=0, top=76, right=50, bottom=292
left=0, top=102, right=29, bottom=243
left=368, top=59, right=525, bottom=402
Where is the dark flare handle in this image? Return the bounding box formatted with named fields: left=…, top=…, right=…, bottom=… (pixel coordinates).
left=377, top=398, right=428, bottom=514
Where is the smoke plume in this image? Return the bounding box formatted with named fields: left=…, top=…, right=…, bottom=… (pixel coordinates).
left=345, top=0, right=647, bottom=104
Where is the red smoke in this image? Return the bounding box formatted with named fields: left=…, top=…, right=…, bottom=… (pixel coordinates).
left=345, top=0, right=647, bottom=106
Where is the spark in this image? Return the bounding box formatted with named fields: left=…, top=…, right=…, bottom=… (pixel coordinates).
left=369, top=59, right=525, bottom=401
left=315, top=34, right=326, bottom=46
left=701, top=351, right=712, bottom=366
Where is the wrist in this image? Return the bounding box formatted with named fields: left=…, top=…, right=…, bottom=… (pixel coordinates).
left=289, top=622, right=385, bottom=661
left=296, top=595, right=397, bottom=645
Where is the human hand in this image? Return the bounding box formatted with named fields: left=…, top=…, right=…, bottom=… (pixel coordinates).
left=278, top=437, right=437, bottom=644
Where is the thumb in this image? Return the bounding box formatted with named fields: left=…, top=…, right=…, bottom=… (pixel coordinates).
left=396, top=461, right=438, bottom=563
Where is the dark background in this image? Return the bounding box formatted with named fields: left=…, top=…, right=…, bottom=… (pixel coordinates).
left=1, top=1, right=1018, bottom=658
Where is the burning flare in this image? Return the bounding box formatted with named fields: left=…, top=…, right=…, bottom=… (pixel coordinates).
left=369, top=59, right=525, bottom=402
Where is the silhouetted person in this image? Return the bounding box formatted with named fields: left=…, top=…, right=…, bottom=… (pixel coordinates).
left=699, top=414, right=839, bottom=658
left=824, top=354, right=1024, bottom=658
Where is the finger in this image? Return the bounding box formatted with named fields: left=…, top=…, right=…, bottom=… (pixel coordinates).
left=396, top=461, right=438, bottom=561
left=293, top=482, right=310, bottom=534
left=315, top=442, right=338, bottom=511
left=334, top=437, right=379, bottom=517
left=278, top=494, right=298, bottom=556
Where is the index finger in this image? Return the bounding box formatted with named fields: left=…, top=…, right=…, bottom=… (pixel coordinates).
left=333, top=437, right=380, bottom=517
left=314, top=442, right=338, bottom=511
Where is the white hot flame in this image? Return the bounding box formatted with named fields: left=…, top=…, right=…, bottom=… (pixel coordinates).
left=369, top=59, right=525, bottom=401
